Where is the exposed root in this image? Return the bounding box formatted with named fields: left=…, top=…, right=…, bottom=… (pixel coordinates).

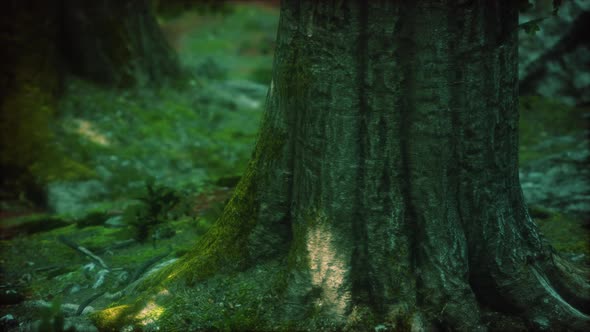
left=487, top=263, right=590, bottom=331
left=542, top=253, right=590, bottom=313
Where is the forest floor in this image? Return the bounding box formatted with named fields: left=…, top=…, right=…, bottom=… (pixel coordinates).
left=0, top=3, right=588, bottom=331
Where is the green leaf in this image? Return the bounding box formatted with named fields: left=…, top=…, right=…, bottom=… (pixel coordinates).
left=519, top=17, right=548, bottom=35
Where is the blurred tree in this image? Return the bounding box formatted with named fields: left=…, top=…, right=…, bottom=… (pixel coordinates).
left=0, top=0, right=181, bottom=206
left=61, top=0, right=182, bottom=87
left=98, top=1, right=590, bottom=331
left=152, top=0, right=231, bottom=18
left=1, top=1, right=65, bottom=206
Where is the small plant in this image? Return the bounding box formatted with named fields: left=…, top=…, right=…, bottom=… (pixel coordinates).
left=37, top=297, right=75, bottom=332
left=128, top=179, right=181, bottom=243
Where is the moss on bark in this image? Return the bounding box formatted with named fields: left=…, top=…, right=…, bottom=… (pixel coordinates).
left=93, top=1, right=590, bottom=331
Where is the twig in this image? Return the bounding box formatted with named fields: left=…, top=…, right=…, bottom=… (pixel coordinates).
left=58, top=235, right=109, bottom=270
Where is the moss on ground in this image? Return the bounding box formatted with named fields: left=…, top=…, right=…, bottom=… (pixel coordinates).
left=530, top=206, right=590, bottom=257
left=3, top=3, right=589, bottom=330
left=518, top=96, right=588, bottom=165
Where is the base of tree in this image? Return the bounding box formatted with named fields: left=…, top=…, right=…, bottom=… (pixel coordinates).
left=92, top=247, right=589, bottom=331
left=92, top=1, right=590, bottom=329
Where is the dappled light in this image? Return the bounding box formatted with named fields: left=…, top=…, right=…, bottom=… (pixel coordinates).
left=136, top=300, right=165, bottom=326
left=0, top=0, right=588, bottom=331
left=306, top=214, right=351, bottom=318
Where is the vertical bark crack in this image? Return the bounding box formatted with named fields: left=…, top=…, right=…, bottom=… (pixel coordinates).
left=395, top=2, right=419, bottom=278
left=352, top=0, right=371, bottom=307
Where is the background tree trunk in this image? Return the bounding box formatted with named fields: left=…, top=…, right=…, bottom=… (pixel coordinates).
left=1, top=1, right=62, bottom=205
left=1, top=0, right=182, bottom=205
left=61, top=0, right=182, bottom=87
left=95, top=1, right=589, bottom=330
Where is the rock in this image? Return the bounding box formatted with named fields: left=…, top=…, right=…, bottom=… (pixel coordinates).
left=374, top=324, right=387, bottom=332
left=24, top=316, right=98, bottom=332
left=26, top=300, right=95, bottom=316
left=221, top=79, right=268, bottom=99
left=195, top=79, right=267, bottom=111
left=47, top=180, right=109, bottom=216
left=104, top=215, right=126, bottom=228
left=0, top=314, right=18, bottom=330
left=520, top=142, right=590, bottom=217
left=63, top=316, right=99, bottom=332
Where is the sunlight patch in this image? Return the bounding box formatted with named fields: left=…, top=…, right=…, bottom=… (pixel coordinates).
left=306, top=211, right=350, bottom=317
left=73, top=119, right=110, bottom=146
left=158, top=288, right=170, bottom=296
left=96, top=304, right=130, bottom=326
left=136, top=300, right=165, bottom=326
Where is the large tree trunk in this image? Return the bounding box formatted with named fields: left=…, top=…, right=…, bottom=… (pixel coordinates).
left=95, top=1, right=589, bottom=331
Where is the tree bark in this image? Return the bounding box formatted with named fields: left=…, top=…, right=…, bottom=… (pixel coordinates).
left=96, top=1, right=589, bottom=331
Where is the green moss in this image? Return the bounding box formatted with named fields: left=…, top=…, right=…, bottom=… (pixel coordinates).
left=276, top=43, right=312, bottom=107
left=519, top=96, right=586, bottom=165
left=93, top=111, right=291, bottom=329
left=0, top=214, right=69, bottom=238
left=168, top=3, right=278, bottom=81
left=344, top=305, right=378, bottom=331
left=533, top=209, right=589, bottom=256
left=90, top=304, right=135, bottom=331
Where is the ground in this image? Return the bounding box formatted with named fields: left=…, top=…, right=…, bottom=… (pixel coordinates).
left=0, top=3, right=588, bottom=331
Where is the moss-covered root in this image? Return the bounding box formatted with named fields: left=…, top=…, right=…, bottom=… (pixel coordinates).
left=92, top=117, right=292, bottom=330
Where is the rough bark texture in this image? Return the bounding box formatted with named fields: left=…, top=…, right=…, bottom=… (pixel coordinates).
left=60, top=0, right=182, bottom=87
left=96, top=1, right=589, bottom=331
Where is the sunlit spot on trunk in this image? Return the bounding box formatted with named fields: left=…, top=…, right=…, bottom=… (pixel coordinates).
left=306, top=213, right=351, bottom=317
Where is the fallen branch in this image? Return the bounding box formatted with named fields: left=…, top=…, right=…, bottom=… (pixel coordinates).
left=58, top=235, right=109, bottom=270
left=130, top=249, right=171, bottom=283
left=75, top=250, right=173, bottom=316
left=76, top=290, right=106, bottom=316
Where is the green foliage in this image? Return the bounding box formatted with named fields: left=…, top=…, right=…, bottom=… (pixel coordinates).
left=249, top=66, right=273, bottom=85
left=519, top=17, right=545, bottom=35
left=519, top=0, right=562, bottom=13
left=176, top=3, right=278, bottom=81
left=532, top=207, right=590, bottom=256
left=128, top=179, right=181, bottom=243
left=517, top=0, right=563, bottom=35
left=154, top=0, right=233, bottom=19
left=37, top=297, right=75, bottom=332
left=195, top=57, right=227, bottom=80
left=519, top=96, right=586, bottom=164
left=75, top=210, right=109, bottom=228
left=518, top=0, right=534, bottom=12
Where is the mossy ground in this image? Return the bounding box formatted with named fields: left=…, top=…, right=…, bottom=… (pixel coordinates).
left=0, top=3, right=588, bottom=331
left=518, top=96, right=588, bottom=165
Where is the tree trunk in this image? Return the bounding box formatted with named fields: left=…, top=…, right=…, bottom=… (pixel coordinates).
left=95, top=1, right=589, bottom=331
left=60, top=0, right=181, bottom=87
left=1, top=1, right=62, bottom=204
